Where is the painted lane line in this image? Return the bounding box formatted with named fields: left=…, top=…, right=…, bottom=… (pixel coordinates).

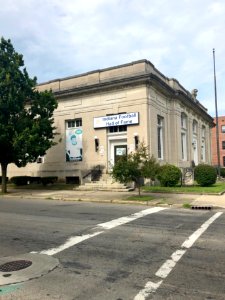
left=156, top=212, right=223, bottom=280
left=39, top=231, right=104, bottom=256
left=134, top=211, right=223, bottom=300
left=181, top=211, right=223, bottom=249
left=98, top=207, right=167, bottom=230
left=155, top=249, right=186, bottom=279
left=134, top=280, right=163, bottom=300
left=33, top=207, right=167, bottom=256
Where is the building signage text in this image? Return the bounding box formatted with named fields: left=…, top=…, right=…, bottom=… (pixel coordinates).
left=94, top=112, right=139, bottom=128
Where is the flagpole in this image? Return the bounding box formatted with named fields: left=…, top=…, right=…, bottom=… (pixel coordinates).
left=213, top=48, right=221, bottom=178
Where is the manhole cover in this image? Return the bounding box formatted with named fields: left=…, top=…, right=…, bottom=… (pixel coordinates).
left=0, top=260, right=32, bottom=272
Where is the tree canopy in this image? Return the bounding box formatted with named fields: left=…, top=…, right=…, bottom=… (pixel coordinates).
left=0, top=37, right=58, bottom=193
left=111, top=143, right=160, bottom=195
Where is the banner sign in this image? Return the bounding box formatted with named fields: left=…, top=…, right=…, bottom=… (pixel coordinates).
left=66, top=128, right=83, bottom=161
left=94, top=112, right=139, bottom=128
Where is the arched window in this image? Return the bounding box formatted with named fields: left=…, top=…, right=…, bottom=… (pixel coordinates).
left=157, top=115, right=164, bottom=159
left=192, top=120, right=198, bottom=165
left=181, top=113, right=187, bottom=160
left=201, top=126, right=206, bottom=162
left=193, top=120, right=198, bottom=134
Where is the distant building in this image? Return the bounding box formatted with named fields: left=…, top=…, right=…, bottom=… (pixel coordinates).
left=211, top=116, right=225, bottom=167
left=7, top=59, right=214, bottom=183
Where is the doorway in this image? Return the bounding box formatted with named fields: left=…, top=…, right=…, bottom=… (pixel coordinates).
left=114, top=145, right=127, bottom=164
left=108, top=138, right=127, bottom=169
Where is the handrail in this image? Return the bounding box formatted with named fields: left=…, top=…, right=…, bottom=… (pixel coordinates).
left=82, top=165, right=103, bottom=181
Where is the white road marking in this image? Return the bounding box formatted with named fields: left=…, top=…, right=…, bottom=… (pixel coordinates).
left=134, top=211, right=223, bottom=300
left=39, top=231, right=104, bottom=256
left=134, top=280, right=163, bottom=300
left=181, top=212, right=223, bottom=249
left=33, top=207, right=167, bottom=256
left=98, top=207, right=166, bottom=230
left=155, top=249, right=186, bottom=279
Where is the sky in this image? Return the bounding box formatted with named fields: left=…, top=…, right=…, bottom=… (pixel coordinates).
left=0, top=0, right=224, bottom=117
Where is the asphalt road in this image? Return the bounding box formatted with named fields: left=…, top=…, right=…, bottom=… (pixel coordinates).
left=0, top=197, right=225, bottom=300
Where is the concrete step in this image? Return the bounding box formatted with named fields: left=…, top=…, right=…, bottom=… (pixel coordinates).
left=82, top=182, right=126, bottom=188
left=77, top=182, right=133, bottom=191
left=77, top=186, right=133, bottom=192
left=77, top=174, right=133, bottom=192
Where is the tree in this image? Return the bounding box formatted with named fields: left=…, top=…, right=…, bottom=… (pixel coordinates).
left=111, top=143, right=159, bottom=195
left=0, top=37, right=58, bottom=193
left=142, top=155, right=160, bottom=183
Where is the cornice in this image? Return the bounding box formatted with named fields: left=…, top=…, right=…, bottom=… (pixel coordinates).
left=52, top=71, right=214, bottom=126
left=175, top=90, right=214, bottom=125
left=53, top=73, right=150, bottom=98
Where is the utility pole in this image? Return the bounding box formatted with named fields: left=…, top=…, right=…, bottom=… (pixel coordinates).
left=213, top=48, right=221, bottom=178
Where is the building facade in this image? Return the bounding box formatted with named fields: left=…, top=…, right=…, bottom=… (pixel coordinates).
left=211, top=116, right=225, bottom=167
left=7, top=60, right=214, bottom=183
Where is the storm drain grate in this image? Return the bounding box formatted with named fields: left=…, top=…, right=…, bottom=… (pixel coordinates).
left=191, top=206, right=212, bottom=210
left=0, top=260, right=32, bottom=272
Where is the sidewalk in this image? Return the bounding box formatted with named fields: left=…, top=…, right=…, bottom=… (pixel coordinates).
left=191, top=194, right=225, bottom=209
left=2, top=188, right=225, bottom=209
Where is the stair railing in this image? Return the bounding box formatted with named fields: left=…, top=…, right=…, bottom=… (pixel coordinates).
left=82, top=165, right=103, bottom=181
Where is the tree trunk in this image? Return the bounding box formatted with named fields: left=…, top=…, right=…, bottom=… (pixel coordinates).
left=136, top=177, right=141, bottom=196
left=1, top=162, right=8, bottom=193
left=138, top=184, right=141, bottom=196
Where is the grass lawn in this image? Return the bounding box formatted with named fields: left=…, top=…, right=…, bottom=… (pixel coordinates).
left=126, top=194, right=195, bottom=207
left=126, top=195, right=156, bottom=201
left=142, top=181, right=225, bottom=194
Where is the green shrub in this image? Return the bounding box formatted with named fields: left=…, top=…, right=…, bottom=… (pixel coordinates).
left=41, top=176, right=58, bottom=186
left=220, top=168, right=225, bottom=178
left=194, top=164, right=217, bottom=186
left=29, top=177, right=41, bottom=184
left=157, top=164, right=182, bottom=187
left=10, top=176, right=31, bottom=185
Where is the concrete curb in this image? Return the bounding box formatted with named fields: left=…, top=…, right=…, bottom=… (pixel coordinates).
left=2, top=191, right=225, bottom=209
left=0, top=253, right=59, bottom=286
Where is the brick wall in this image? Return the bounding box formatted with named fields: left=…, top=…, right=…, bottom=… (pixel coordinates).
left=212, top=116, right=225, bottom=166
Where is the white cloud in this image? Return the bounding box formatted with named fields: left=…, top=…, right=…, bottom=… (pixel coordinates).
left=208, top=1, right=225, bottom=14
left=0, top=0, right=225, bottom=116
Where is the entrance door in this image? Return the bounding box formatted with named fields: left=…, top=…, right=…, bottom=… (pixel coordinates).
left=114, top=145, right=127, bottom=164
left=108, top=139, right=127, bottom=170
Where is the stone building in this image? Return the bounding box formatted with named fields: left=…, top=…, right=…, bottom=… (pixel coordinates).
left=211, top=116, right=225, bottom=167
left=7, top=59, right=214, bottom=184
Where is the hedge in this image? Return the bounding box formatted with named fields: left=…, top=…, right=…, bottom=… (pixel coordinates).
left=194, top=164, right=217, bottom=186
left=10, top=176, right=58, bottom=186
left=10, top=176, right=31, bottom=185
left=157, top=164, right=182, bottom=187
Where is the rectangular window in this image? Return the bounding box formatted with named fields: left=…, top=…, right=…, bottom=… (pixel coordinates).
left=107, top=113, right=127, bottom=133
left=222, top=141, right=225, bottom=150
left=157, top=115, right=164, bottom=159
left=181, top=132, right=187, bottom=160
left=67, top=119, right=82, bottom=128
left=108, top=125, right=127, bottom=133
left=222, top=125, right=225, bottom=133
left=223, top=156, right=225, bottom=167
